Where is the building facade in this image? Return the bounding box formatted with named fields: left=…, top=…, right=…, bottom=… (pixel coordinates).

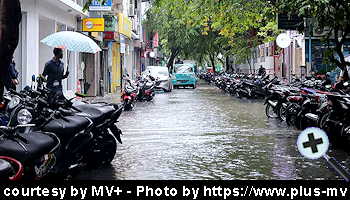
left=13, top=0, right=144, bottom=96
left=15, top=0, right=87, bottom=94
left=237, top=31, right=306, bottom=81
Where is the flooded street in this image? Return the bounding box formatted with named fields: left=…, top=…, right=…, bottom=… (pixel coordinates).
left=76, top=82, right=349, bottom=180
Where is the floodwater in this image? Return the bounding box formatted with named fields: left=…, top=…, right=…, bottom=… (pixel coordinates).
left=76, top=81, right=350, bottom=180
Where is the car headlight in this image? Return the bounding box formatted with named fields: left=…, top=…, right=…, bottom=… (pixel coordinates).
left=8, top=96, right=20, bottom=110
left=17, top=109, right=32, bottom=125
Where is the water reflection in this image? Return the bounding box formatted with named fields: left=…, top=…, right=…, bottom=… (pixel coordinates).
left=75, top=82, right=345, bottom=180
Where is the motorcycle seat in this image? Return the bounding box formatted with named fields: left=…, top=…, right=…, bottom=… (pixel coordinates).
left=42, top=115, right=91, bottom=142
left=126, top=88, right=137, bottom=94
left=0, top=130, right=56, bottom=162
left=244, top=81, right=255, bottom=87
left=73, top=104, right=115, bottom=124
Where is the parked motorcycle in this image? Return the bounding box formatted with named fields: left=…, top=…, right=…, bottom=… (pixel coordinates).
left=0, top=124, right=59, bottom=179
left=121, top=75, right=138, bottom=111
left=136, top=75, right=160, bottom=101
left=0, top=75, right=124, bottom=178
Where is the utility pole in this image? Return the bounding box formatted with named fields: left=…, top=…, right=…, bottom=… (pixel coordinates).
left=308, top=18, right=312, bottom=75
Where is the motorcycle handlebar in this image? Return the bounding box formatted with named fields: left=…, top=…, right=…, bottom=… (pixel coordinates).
left=0, top=124, right=35, bottom=132
left=9, top=89, right=25, bottom=98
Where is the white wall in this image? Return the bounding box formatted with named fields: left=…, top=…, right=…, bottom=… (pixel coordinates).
left=255, top=56, right=274, bottom=74
left=18, top=0, right=82, bottom=91
left=21, top=0, right=40, bottom=87
left=39, top=17, right=55, bottom=74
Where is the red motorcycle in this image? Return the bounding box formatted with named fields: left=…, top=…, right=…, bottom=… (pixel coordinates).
left=121, top=76, right=138, bottom=111
left=0, top=156, right=23, bottom=181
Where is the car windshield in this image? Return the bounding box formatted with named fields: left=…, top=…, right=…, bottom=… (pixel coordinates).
left=157, top=71, right=169, bottom=76
left=150, top=68, right=169, bottom=77
left=175, top=66, right=193, bottom=73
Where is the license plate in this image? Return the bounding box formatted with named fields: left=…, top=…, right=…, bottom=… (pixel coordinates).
left=178, top=80, right=187, bottom=83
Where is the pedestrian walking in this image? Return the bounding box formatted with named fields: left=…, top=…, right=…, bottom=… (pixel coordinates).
left=42, top=48, right=69, bottom=94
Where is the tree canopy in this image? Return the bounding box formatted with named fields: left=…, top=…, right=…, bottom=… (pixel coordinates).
left=145, top=0, right=278, bottom=71
left=278, top=0, right=350, bottom=73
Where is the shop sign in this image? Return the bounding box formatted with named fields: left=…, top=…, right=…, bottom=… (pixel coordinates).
left=83, top=18, right=105, bottom=32
left=118, top=13, right=132, bottom=39
left=104, top=32, right=116, bottom=41
left=104, top=15, right=117, bottom=32
left=89, top=0, right=112, bottom=11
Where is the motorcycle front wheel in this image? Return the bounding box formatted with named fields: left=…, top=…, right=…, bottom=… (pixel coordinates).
left=278, top=104, right=287, bottom=121
left=265, top=103, right=279, bottom=118
left=86, top=133, right=117, bottom=168
left=123, top=100, right=134, bottom=111
left=285, top=103, right=301, bottom=128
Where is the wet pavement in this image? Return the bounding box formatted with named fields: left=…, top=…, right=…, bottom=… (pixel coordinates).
left=75, top=81, right=350, bottom=180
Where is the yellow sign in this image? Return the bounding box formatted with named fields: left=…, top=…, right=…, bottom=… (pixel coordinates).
left=83, top=18, right=105, bottom=32
left=118, top=13, right=132, bottom=39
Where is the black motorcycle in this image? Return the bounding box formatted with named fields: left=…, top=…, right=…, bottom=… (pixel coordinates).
left=5, top=86, right=123, bottom=176
left=0, top=124, right=59, bottom=179
left=319, top=93, right=350, bottom=142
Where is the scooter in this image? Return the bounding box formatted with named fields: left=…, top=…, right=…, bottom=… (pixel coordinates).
left=121, top=75, right=138, bottom=111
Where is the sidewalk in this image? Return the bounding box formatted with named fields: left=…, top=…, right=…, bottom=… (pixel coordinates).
left=83, top=91, right=121, bottom=104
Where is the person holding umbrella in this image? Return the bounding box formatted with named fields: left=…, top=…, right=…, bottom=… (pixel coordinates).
left=42, top=48, right=69, bottom=94
left=40, top=31, right=102, bottom=96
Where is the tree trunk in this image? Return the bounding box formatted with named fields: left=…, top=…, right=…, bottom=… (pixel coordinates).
left=0, top=0, right=22, bottom=81
left=167, top=48, right=180, bottom=73
left=218, top=57, right=225, bottom=70
left=225, top=56, right=231, bottom=72
left=209, top=53, right=216, bottom=73
left=330, top=26, right=350, bottom=81
left=247, top=56, right=252, bottom=74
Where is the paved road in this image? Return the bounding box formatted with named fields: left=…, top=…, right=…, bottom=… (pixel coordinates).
left=75, top=82, right=350, bottom=180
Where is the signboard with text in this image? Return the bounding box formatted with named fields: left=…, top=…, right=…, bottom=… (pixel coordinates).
left=118, top=13, right=132, bottom=39
left=89, top=0, right=112, bottom=11
left=82, top=18, right=105, bottom=32
left=104, top=32, right=117, bottom=41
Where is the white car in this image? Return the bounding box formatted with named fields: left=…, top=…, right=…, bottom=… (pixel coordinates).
left=143, top=66, right=173, bottom=92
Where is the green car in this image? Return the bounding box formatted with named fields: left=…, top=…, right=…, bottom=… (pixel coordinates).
left=171, top=64, right=198, bottom=89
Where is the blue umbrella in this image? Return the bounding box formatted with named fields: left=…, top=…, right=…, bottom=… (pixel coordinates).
left=40, top=31, right=102, bottom=53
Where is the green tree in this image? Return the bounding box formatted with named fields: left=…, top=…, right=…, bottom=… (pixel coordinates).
left=279, top=0, right=350, bottom=77
left=145, top=0, right=278, bottom=72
